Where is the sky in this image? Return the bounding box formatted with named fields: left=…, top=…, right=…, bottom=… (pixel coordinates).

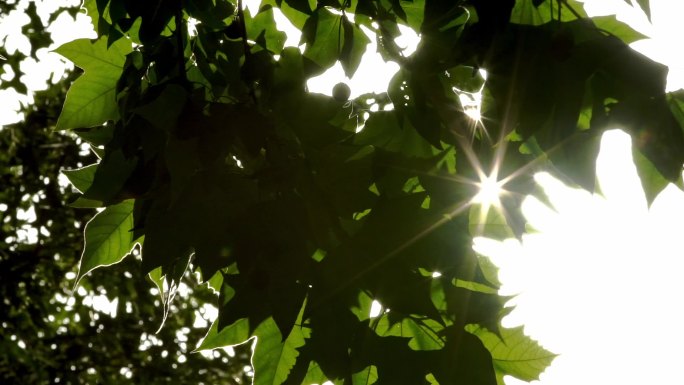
left=3, top=0, right=684, bottom=384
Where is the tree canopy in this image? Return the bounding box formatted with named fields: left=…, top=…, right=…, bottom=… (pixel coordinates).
left=47, top=0, right=684, bottom=383
left=0, top=3, right=250, bottom=383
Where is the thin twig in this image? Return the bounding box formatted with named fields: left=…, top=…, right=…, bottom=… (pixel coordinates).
left=175, top=5, right=188, bottom=85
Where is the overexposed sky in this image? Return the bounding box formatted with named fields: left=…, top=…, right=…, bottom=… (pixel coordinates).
left=475, top=129, right=684, bottom=385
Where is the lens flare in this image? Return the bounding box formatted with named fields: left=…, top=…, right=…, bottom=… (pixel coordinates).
left=474, top=173, right=504, bottom=207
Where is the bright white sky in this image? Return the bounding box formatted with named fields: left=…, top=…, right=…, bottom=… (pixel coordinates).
left=3, top=1, right=684, bottom=384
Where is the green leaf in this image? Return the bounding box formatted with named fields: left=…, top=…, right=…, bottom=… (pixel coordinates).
left=355, top=110, right=436, bottom=157
left=632, top=145, right=671, bottom=205
left=55, top=37, right=132, bottom=129
left=511, top=0, right=546, bottom=25
left=195, top=318, right=251, bottom=351
left=352, top=365, right=378, bottom=385
left=73, top=124, right=115, bottom=146
left=339, top=16, right=370, bottom=77
left=264, top=0, right=310, bottom=30
left=247, top=5, right=288, bottom=53
left=404, top=318, right=445, bottom=351
left=399, top=0, right=425, bottom=31
left=77, top=200, right=137, bottom=283
left=454, top=279, right=498, bottom=295
left=302, top=8, right=343, bottom=71
left=302, top=361, right=340, bottom=384
left=593, top=15, right=648, bottom=44
left=62, top=164, right=98, bottom=193
left=466, top=324, right=557, bottom=383
left=82, top=149, right=138, bottom=203
left=205, top=270, right=224, bottom=293
left=62, top=163, right=104, bottom=208
left=82, top=0, right=102, bottom=35
left=373, top=315, right=445, bottom=351
left=252, top=317, right=306, bottom=385
left=511, top=0, right=587, bottom=24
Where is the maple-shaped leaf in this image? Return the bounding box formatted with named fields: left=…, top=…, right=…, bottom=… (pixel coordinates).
left=55, top=36, right=132, bottom=129
left=466, top=324, right=557, bottom=384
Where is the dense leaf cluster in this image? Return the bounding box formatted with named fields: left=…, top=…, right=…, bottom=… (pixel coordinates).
left=0, top=3, right=250, bottom=383
left=56, top=0, right=684, bottom=383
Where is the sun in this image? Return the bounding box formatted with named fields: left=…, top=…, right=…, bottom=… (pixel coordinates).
left=473, top=173, right=504, bottom=208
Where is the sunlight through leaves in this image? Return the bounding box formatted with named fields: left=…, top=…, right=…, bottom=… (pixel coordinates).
left=474, top=129, right=684, bottom=385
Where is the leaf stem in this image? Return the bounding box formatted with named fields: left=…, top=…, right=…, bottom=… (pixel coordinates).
left=237, top=0, right=258, bottom=104
left=559, top=0, right=583, bottom=19
left=237, top=0, right=251, bottom=56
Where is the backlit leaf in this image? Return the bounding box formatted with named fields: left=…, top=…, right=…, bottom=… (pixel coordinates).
left=593, top=15, right=648, bottom=44
left=77, top=200, right=137, bottom=283
left=339, top=16, right=370, bottom=77
left=62, top=164, right=98, bottom=193
left=303, top=8, right=342, bottom=71
left=247, top=5, right=288, bottom=53
left=400, top=0, right=425, bottom=31
left=252, top=317, right=306, bottom=385
left=302, top=361, right=339, bottom=384
left=195, top=318, right=251, bottom=352
left=55, top=37, right=132, bottom=129
left=352, top=365, right=378, bottom=385
left=466, top=324, right=557, bottom=383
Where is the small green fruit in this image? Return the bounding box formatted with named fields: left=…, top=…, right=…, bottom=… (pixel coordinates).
left=332, top=82, right=351, bottom=102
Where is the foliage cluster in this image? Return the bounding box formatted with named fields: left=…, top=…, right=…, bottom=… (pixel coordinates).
left=0, top=2, right=250, bottom=383
left=54, top=0, right=684, bottom=383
